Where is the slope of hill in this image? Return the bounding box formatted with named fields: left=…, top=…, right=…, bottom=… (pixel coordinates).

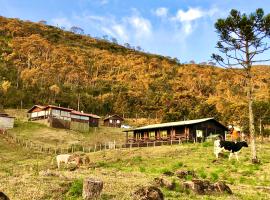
left=1, top=136, right=270, bottom=200
left=0, top=16, right=269, bottom=129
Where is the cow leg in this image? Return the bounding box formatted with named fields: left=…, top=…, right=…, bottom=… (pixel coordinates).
left=229, top=153, right=233, bottom=160
left=235, top=152, right=239, bottom=161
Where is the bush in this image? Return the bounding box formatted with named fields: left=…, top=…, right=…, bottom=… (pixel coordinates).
left=66, top=179, right=83, bottom=198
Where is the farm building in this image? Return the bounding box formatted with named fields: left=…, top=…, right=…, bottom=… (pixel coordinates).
left=0, top=113, right=15, bottom=129
left=123, top=118, right=228, bottom=145
left=103, top=114, right=124, bottom=128
left=27, top=105, right=101, bottom=131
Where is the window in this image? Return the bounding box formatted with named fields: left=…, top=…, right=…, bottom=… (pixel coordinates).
left=161, top=130, right=167, bottom=138
left=149, top=131, right=155, bottom=139
left=109, top=119, right=113, bottom=123
left=116, top=119, right=120, bottom=124
left=196, top=130, right=203, bottom=138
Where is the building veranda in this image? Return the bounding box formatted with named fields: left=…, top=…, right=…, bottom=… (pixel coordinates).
left=124, top=118, right=228, bottom=146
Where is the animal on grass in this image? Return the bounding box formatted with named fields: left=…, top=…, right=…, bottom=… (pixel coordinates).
left=56, top=154, right=72, bottom=168
left=56, top=154, right=83, bottom=168
left=214, top=139, right=248, bottom=161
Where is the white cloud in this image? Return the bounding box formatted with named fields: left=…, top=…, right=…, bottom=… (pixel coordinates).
left=126, top=16, right=152, bottom=38
left=111, top=24, right=128, bottom=41
left=174, top=8, right=204, bottom=22
left=171, top=7, right=219, bottom=36
left=154, top=7, right=168, bottom=17
left=51, top=17, right=72, bottom=29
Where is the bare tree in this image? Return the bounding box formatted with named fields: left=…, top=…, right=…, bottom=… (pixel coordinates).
left=212, top=8, right=270, bottom=163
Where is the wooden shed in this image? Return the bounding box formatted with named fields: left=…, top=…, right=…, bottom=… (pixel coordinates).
left=0, top=113, right=15, bottom=129
left=103, top=114, right=124, bottom=128
left=124, top=118, right=228, bottom=144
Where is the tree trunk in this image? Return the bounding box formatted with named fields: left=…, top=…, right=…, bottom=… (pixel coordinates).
left=77, top=93, right=80, bottom=111
left=247, top=75, right=259, bottom=163
left=82, top=178, right=103, bottom=200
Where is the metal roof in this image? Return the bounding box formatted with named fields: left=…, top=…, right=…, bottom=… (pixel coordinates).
left=71, top=111, right=101, bottom=119
left=124, top=118, right=226, bottom=132
left=104, top=114, right=124, bottom=121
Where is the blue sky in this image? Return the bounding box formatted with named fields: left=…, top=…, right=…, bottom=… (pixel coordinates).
left=0, top=0, right=270, bottom=63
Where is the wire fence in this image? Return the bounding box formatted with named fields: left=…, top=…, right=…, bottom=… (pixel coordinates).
left=1, top=130, right=183, bottom=155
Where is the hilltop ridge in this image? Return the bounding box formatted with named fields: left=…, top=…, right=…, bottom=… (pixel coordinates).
left=0, top=16, right=269, bottom=128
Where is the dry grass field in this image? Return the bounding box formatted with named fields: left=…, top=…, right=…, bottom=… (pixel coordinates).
left=1, top=133, right=270, bottom=200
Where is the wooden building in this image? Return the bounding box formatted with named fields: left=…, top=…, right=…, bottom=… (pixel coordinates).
left=124, top=118, right=228, bottom=144
left=0, top=113, right=15, bottom=129
left=103, top=114, right=124, bottom=128
left=27, top=105, right=100, bottom=131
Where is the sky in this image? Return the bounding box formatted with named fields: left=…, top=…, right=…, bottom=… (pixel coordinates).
left=0, top=0, right=270, bottom=63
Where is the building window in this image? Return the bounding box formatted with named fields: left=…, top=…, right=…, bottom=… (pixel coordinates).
left=116, top=119, right=120, bottom=124
left=109, top=119, right=113, bottom=123
left=149, top=131, right=155, bottom=139
left=161, top=130, right=167, bottom=138
left=196, top=130, right=203, bottom=138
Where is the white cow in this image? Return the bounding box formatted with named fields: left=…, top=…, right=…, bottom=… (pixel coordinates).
left=56, top=154, right=71, bottom=168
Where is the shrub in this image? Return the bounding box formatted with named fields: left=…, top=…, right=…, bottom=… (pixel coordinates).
left=66, top=179, right=83, bottom=198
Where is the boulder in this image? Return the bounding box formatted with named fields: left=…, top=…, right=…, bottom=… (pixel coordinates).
left=0, top=192, right=10, bottom=200
left=213, top=181, right=232, bottom=194
left=175, top=170, right=196, bottom=179
left=183, top=179, right=232, bottom=195
left=154, top=177, right=175, bottom=190
left=162, top=171, right=174, bottom=176
left=133, top=186, right=164, bottom=200
left=82, top=178, right=103, bottom=200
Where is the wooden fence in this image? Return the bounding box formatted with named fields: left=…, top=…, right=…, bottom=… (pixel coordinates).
left=1, top=130, right=183, bottom=155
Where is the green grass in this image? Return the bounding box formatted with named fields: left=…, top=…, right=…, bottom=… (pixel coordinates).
left=8, top=119, right=125, bottom=148
left=1, top=134, right=270, bottom=199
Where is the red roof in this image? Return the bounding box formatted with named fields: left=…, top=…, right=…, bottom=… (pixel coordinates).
left=71, top=111, right=101, bottom=119
left=44, top=105, right=73, bottom=112
left=27, top=105, right=46, bottom=113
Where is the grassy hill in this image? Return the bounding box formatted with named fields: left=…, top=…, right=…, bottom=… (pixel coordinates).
left=0, top=16, right=269, bottom=131
left=0, top=135, right=270, bottom=200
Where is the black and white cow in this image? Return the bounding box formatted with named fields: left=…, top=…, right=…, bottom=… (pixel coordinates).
left=214, top=139, right=248, bottom=161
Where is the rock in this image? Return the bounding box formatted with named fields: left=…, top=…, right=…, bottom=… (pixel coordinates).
left=175, top=170, right=196, bottom=179
left=213, top=181, right=232, bottom=194
left=0, top=192, right=10, bottom=200
left=82, top=178, right=103, bottom=200
left=133, top=186, right=164, bottom=200
left=39, top=169, right=59, bottom=177
left=183, top=179, right=232, bottom=195
left=162, top=171, right=174, bottom=176
left=154, top=177, right=175, bottom=190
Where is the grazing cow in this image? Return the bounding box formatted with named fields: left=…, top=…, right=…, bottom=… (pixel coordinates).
left=214, top=140, right=248, bottom=161
left=56, top=154, right=72, bottom=168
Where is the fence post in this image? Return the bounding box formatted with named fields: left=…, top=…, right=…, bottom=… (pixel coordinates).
left=94, top=144, right=96, bottom=152
left=147, top=142, right=148, bottom=147
left=170, top=140, right=172, bottom=146
left=154, top=141, right=156, bottom=147
left=130, top=143, right=132, bottom=150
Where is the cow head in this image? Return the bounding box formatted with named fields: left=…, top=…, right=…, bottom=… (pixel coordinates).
left=241, top=141, right=248, bottom=147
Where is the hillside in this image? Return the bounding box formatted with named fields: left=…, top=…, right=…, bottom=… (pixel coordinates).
left=1, top=135, right=270, bottom=200
left=0, top=16, right=270, bottom=130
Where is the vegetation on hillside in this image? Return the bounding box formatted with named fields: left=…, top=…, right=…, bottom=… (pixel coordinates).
left=0, top=16, right=269, bottom=133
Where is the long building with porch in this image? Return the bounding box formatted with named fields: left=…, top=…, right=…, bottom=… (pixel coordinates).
left=123, top=118, right=228, bottom=145
left=27, top=105, right=100, bottom=132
